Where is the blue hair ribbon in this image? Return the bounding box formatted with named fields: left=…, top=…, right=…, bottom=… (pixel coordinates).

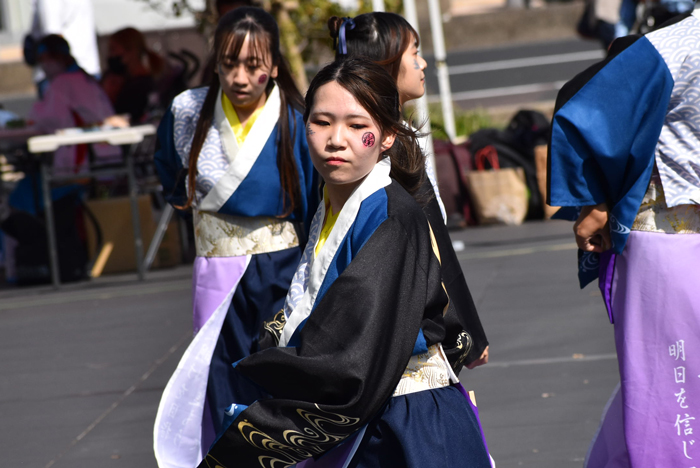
left=338, top=18, right=356, bottom=55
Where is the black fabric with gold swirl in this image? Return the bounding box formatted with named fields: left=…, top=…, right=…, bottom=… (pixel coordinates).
left=444, top=330, right=473, bottom=373
left=258, top=309, right=286, bottom=350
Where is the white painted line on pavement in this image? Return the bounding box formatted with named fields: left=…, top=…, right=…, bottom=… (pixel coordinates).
left=427, top=80, right=568, bottom=103
left=448, top=50, right=605, bottom=75
left=486, top=353, right=617, bottom=368
left=0, top=281, right=191, bottom=311
left=457, top=242, right=577, bottom=261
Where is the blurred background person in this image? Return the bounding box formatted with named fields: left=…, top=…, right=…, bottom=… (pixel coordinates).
left=1, top=34, right=117, bottom=286
left=28, top=34, right=117, bottom=174
left=26, top=0, right=101, bottom=95
left=101, top=27, right=165, bottom=125
left=576, top=0, right=622, bottom=48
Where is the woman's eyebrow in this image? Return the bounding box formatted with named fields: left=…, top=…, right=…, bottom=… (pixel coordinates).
left=310, top=111, right=334, bottom=118
left=311, top=111, right=370, bottom=120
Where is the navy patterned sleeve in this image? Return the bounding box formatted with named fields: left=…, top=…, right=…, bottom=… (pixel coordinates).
left=154, top=108, right=188, bottom=208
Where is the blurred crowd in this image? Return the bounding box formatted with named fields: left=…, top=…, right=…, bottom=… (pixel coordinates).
left=0, top=0, right=250, bottom=286
left=578, top=0, right=695, bottom=47
left=25, top=3, right=193, bottom=138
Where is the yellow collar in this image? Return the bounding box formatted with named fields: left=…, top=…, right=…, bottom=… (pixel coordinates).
left=221, top=92, right=266, bottom=146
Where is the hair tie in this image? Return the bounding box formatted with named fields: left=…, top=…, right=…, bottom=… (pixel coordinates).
left=338, top=18, right=356, bottom=55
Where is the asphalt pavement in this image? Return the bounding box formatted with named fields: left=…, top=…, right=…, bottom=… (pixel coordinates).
left=0, top=219, right=619, bottom=468
left=424, top=37, right=605, bottom=109
left=453, top=221, right=618, bottom=467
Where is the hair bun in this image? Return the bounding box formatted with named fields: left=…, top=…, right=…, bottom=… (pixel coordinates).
left=328, top=16, right=343, bottom=39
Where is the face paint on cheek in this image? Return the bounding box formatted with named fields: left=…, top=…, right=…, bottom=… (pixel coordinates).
left=258, top=74, right=268, bottom=84
left=306, top=123, right=315, bottom=136
left=362, top=132, right=376, bottom=148
left=413, top=58, right=420, bottom=70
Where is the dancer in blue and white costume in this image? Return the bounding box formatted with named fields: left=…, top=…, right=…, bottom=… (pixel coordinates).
left=153, top=8, right=317, bottom=467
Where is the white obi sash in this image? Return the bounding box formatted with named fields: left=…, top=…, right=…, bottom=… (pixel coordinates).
left=632, top=171, right=700, bottom=234
left=393, top=344, right=460, bottom=396
left=194, top=210, right=299, bottom=257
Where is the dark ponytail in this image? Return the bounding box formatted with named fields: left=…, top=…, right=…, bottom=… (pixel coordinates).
left=180, top=7, right=304, bottom=216
left=327, top=13, right=418, bottom=81
left=304, top=58, right=426, bottom=197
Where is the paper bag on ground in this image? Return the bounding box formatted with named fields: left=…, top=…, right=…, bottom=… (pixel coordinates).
left=466, top=166, right=528, bottom=226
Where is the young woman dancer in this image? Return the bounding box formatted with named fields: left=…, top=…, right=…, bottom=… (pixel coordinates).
left=153, top=7, right=318, bottom=467
left=197, top=57, right=492, bottom=468
left=328, top=13, right=489, bottom=372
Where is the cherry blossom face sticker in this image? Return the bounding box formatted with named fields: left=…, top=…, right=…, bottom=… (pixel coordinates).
left=362, top=132, right=375, bottom=147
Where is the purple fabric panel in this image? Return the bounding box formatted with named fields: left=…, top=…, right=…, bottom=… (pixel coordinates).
left=191, top=256, right=248, bottom=334
left=598, top=250, right=617, bottom=324
left=585, top=386, right=631, bottom=467
left=598, top=231, right=700, bottom=467
left=456, top=383, right=491, bottom=460
left=192, top=255, right=248, bottom=459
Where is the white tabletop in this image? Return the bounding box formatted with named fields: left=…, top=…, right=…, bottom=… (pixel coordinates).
left=27, top=124, right=156, bottom=153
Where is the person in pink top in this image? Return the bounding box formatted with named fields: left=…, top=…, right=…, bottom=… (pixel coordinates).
left=29, top=34, right=118, bottom=174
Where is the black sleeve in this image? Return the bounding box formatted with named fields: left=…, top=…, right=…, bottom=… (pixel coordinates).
left=417, top=179, right=488, bottom=372
left=199, top=212, right=448, bottom=468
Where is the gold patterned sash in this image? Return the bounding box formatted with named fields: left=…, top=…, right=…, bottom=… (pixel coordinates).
left=393, top=344, right=452, bottom=396
left=194, top=210, right=299, bottom=257
left=632, top=172, right=700, bottom=234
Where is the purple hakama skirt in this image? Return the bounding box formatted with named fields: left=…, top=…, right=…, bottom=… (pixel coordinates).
left=587, top=230, right=700, bottom=467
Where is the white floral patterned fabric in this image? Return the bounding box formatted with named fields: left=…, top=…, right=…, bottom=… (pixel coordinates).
left=171, top=87, right=230, bottom=205
left=646, top=12, right=700, bottom=207
left=393, top=344, right=451, bottom=396
left=633, top=168, right=700, bottom=234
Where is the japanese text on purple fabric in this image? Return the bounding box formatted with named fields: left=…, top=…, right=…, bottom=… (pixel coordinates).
left=671, top=339, right=697, bottom=466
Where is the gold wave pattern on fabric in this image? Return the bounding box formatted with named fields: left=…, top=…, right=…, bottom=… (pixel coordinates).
left=214, top=405, right=361, bottom=468
left=451, top=331, right=473, bottom=372
left=194, top=211, right=299, bottom=257
left=262, top=310, right=286, bottom=346
left=393, top=344, right=451, bottom=397
left=633, top=171, right=700, bottom=234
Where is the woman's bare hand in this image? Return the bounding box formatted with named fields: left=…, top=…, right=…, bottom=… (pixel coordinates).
left=466, top=346, right=489, bottom=369
left=574, top=203, right=611, bottom=253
